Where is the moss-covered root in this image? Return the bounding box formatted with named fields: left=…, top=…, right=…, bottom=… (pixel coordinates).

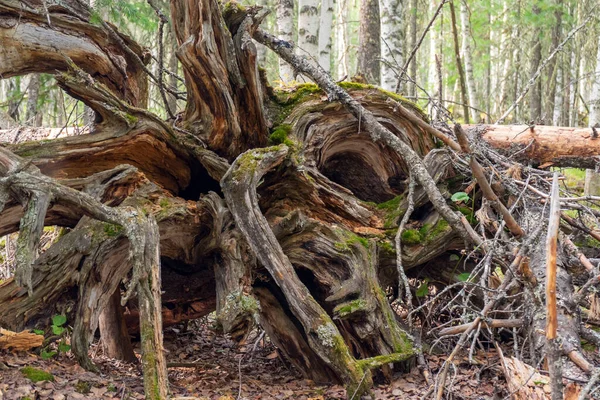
left=222, top=146, right=374, bottom=397
left=135, top=216, right=168, bottom=400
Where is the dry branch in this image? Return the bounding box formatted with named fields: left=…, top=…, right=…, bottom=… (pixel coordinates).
left=545, top=173, right=563, bottom=400
left=454, top=123, right=524, bottom=237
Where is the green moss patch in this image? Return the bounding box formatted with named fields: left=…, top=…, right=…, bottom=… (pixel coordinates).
left=268, top=124, right=295, bottom=147
left=334, top=229, right=370, bottom=252
left=21, top=367, right=54, bottom=383
left=333, top=299, right=368, bottom=319
left=103, top=223, right=123, bottom=237
left=375, top=195, right=406, bottom=229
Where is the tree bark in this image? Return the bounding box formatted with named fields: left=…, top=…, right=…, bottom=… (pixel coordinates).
left=449, top=0, right=470, bottom=123
left=25, top=74, right=42, bottom=127
left=297, top=0, right=319, bottom=65
left=356, top=0, right=381, bottom=84
left=381, top=0, right=405, bottom=91
left=98, top=289, right=137, bottom=363
left=460, top=0, right=478, bottom=122
left=583, top=30, right=600, bottom=196
left=335, top=0, right=349, bottom=80
left=407, top=0, right=417, bottom=96
left=318, top=0, right=334, bottom=72
left=276, top=0, right=294, bottom=83
left=543, top=0, right=563, bottom=124
left=529, top=5, right=543, bottom=123
left=468, top=124, right=600, bottom=169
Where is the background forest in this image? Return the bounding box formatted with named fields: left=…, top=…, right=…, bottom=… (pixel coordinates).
left=1, top=0, right=599, bottom=130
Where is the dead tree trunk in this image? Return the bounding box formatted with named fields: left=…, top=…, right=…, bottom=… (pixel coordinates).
left=1, top=0, right=598, bottom=398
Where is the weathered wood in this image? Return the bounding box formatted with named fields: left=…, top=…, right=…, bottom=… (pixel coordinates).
left=470, top=124, right=600, bottom=169
left=171, top=0, right=268, bottom=159
left=98, top=289, right=137, bottom=363
left=0, top=328, right=43, bottom=351
left=0, top=0, right=148, bottom=106
left=222, top=146, right=375, bottom=396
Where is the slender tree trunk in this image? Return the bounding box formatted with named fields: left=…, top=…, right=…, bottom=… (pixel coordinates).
left=427, top=0, right=437, bottom=95
left=584, top=36, right=600, bottom=196
left=255, top=0, right=268, bottom=67
left=449, top=0, right=469, bottom=123
left=407, top=0, right=417, bottom=96
left=553, top=61, right=563, bottom=126
left=460, top=0, right=478, bottom=122
left=297, top=0, right=319, bottom=65
left=335, top=0, right=349, bottom=80
left=485, top=9, right=491, bottom=122
left=167, top=32, right=179, bottom=113
left=562, top=54, right=571, bottom=126
left=7, top=78, right=20, bottom=122
left=318, top=0, right=334, bottom=72
left=381, top=0, right=405, bottom=91
left=543, top=0, right=563, bottom=124
left=25, top=74, right=41, bottom=127
left=529, top=5, right=542, bottom=123
left=590, top=37, right=600, bottom=126
left=497, top=0, right=512, bottom=116
left=276, top=0, right=295, bottom=83
left=356, top=0, right=381, bottom=84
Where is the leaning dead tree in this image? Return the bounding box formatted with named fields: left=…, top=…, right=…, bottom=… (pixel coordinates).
left=1, top=0, right=600, bottom=398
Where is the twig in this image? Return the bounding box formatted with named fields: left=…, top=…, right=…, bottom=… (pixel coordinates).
left=438, top=318, right=522, bottom=336
left=454, top=124, right=524, bottom=237
left=395, top=172, right=415, bottom=314
left=579, top=367, right=600, bottom=400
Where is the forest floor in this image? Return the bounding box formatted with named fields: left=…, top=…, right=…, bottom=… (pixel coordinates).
left=1, top=317, right=514, bottom=400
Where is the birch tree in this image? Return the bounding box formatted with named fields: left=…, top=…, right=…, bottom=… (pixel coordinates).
left=460, top=0, right=478, bottom=122
left=318, top=0, right=334, bottom=72
left=584, top=34, right=600, bottom=196
left=277, top=0, right=295, bottom=83
left=381, top=0, right=405, bottom=91
left=335, top=0, right=349, bottom=79
left=297, top=0, right=319, bottom=62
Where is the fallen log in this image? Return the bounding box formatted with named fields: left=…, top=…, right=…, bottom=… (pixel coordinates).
left=467, top=124, right=600, bottom=169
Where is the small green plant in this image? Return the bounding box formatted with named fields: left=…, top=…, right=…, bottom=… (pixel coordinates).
left=38, top=315, right=71, bottom=359
left=75, top=380, right=91, bottom=394
left=451, top=192, right=470, bottom=203
left=416, top=278, right=430, bottom=298
left=51, top=314, right=67, bottom=335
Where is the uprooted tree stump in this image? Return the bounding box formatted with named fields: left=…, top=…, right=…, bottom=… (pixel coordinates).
left=1, top=0, right=599, bottom=398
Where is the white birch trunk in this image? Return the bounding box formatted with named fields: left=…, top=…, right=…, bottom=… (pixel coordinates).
left=297, top=0, right=319, bottom=64
left=276, top=0, right=295, bottom=83
left=584, top=38, right=600, bottom=196
left=460, top=0, right=478, bottom=122
left=318, top=0, right=334, bottom=72
left=553, top=65, right=563, bottom=126
left=335, top=0, right=349, bottom=79
left=427, top=0, right=437, bottom=94
left=381, top=0, right=404, bottom=91
left=497, top=0, right=512, bottom=115
left=590, top=38, right=600, bottom=126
